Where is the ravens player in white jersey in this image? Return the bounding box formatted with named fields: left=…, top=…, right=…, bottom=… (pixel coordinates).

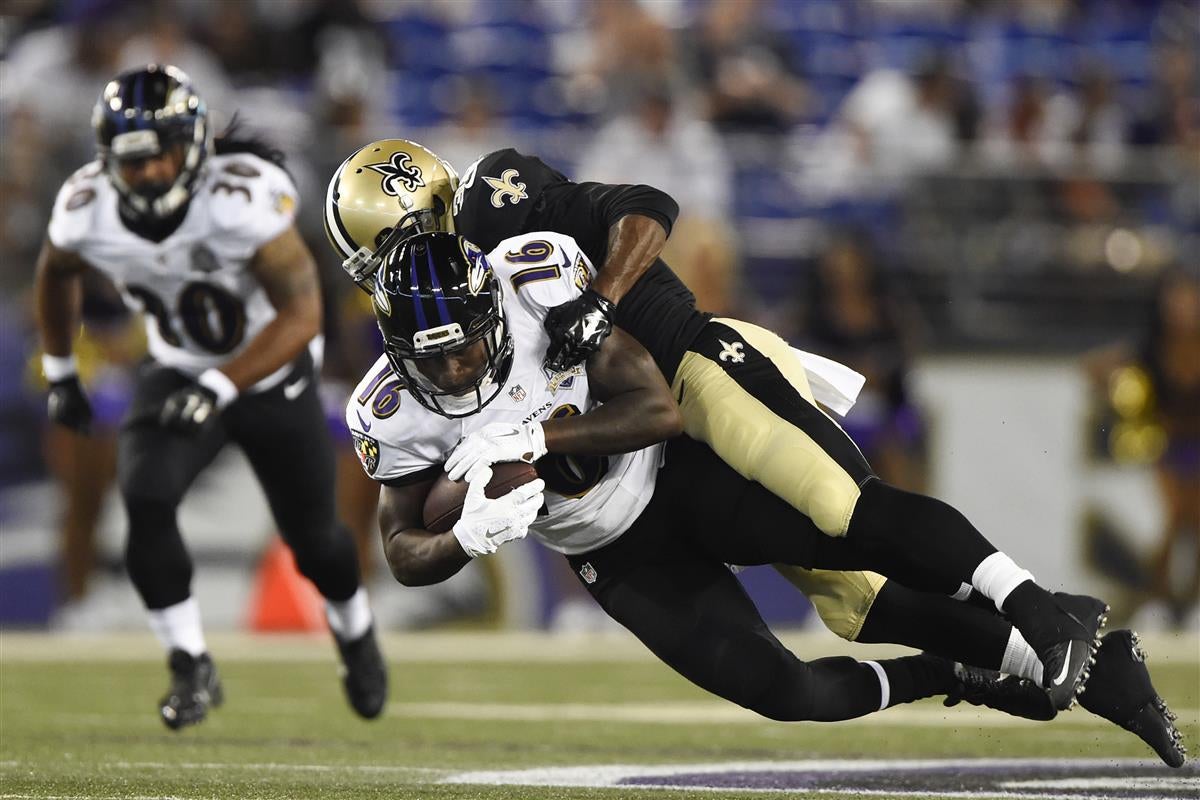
left=34, top=65, right=386, bottom=730
left=328, top=142, right=1185, bottom=765
left=344, top=229, right=1158, bottom=732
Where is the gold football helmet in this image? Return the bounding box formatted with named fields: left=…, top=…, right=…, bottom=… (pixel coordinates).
left=324, top=139, right=458, bottom=290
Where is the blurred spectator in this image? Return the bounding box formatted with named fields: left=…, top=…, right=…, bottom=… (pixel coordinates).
left=420, top=75, right=522, bottom=177
left=805, top=52, right=960, bottom=198
left=577, top=80, right=732, bottom=220
left=1, top=0, right=129, bottom=188
left=685, top=0, right=807, bottom=132
left=1132, top=37, right=1199, bottom=151
left=1084, top=267, right=1200, bottom=628
left=116, top=0, right=233, bottom=118
left=194, top=2, right=273, bottom=83
left=798, top=233, right=928, bottom=492
left=576, top=80, right=739, bottom=314
left=981, top=68, right=1128, bottom=172
left=559, top=0, right=675, bottom=117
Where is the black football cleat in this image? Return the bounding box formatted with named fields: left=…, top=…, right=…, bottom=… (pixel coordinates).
left=944, top=662, right=1058, bottom=721
left=334, top=625, right=388, bottom=719
left=1024, top=592, right=1108, bottom=711
left=159, top=649, right=223, bottom=731
left=1079, top=630, right=1187, bottom=768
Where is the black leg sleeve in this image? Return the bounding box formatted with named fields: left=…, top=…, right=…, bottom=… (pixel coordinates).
left=844, top=479, right=998, bottom=595
left=227, top=367, right=360, bottom=602
left=857, top=581, right=1012, bottom=670
left=117, top=364, right=226, bottom=610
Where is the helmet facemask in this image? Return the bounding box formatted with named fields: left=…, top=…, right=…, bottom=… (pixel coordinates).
left=384, top=312, right=512, bottom=418
left=94, top=65, right=210, bottom=221
left=341, top=195, right=451, bottom=291
left=374, top=232, right=513, bottom=419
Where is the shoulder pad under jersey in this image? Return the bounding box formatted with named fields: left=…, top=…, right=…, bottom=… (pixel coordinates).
left=452, top=149, right=569, bottom=252
left=205, top=153, right=299, bottom=249
left=47, top=161, right=107, bottom=251
left=490, top=231, right=595, bottom=313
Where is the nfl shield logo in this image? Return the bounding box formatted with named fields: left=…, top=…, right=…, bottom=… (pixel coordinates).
left=508, top=384, right=526, bottom=402
left=579, top=562, right=598, bottom=585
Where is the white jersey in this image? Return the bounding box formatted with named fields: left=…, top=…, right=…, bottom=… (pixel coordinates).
left=47, top=153, right=301, bottom=391
left=346, top=232, right=663, bottom=555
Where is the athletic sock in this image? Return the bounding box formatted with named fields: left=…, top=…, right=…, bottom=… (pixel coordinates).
left=326, top=587, right=372, bottom=641
left=147, top=597, right=207, bottom=657
left=1000, top=627, right=1044, bottom=683
left=972, top=552, right=1035, bottom=612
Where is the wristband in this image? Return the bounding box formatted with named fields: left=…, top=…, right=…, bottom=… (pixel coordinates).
left=42, top=353, right=79, bottom=383
left=198, top=368, right=239, bottom=409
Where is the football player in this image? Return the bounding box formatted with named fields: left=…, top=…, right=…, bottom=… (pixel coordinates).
left=325, top=142, right=1186, bottom=765
left=34, top=65, right=387, bottom=729
left=327, top=141, right=1106, bottom=699
left=345, top=229, right=1129, bottom=730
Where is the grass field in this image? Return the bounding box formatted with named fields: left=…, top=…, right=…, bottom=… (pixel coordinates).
left=1, top=630, right=1196, bottom=799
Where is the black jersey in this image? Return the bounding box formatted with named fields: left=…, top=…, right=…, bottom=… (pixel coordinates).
left=452, top=149, right=711, bottom=380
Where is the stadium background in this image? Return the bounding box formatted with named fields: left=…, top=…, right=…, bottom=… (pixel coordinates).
left=0, top=0, right=1196, bottom=638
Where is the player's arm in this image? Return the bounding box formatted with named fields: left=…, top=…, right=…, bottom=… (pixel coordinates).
left=220, top=224, right=322, bottom=391
left=538, top=182, right=679, bottom=371
left=34, top=239, right=94, bottom=432
left=34, top=238, right=89, bottom=358
left=445, top=327, right=682, bottom=480
left=377, top=470, right=543, bottom=586
left=377, top=478, right=470, bottom=586
left=543, top=326, right=682, bottom=454
left=542, top=182, right=678, bottom=305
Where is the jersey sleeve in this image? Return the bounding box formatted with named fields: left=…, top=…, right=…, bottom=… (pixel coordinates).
left=46, top=162, right=105, bottom=251
left=209, top=155, right=299, bottom=251
left=452, top=149, right=570, bottom=252
left=344, top=358, right=444, bottom=486
left=489, top=232, right=596, bottom=314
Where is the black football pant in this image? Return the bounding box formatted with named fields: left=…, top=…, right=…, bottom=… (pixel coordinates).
left=117, top=356, right=360, bottom=610
left=564, top=437, right=1003, bottom=721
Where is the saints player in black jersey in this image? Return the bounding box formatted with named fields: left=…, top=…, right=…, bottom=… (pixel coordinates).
left=323, top=141, right=1185, bottom=764
left=35, top=66, right=387, bottom=730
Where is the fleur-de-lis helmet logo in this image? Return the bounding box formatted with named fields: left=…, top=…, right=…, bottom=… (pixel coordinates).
left=365, top=151, right=426, bottom=197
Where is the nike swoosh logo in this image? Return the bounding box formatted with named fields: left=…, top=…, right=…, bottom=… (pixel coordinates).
left=1051, top=642, right=1073, bottom=686
left=356, top=410, right=372, bottom=432
left=283, top=377, right=309, bottom=400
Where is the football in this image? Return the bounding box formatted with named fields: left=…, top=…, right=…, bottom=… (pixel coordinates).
left=423, top=461, right=540, bottom=533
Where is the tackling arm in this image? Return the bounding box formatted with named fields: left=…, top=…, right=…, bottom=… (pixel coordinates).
left=591, top=214, right=668, bottom=305
left=377, top=478, right=472, bottom=586
left=542, top=326, right=683, bottom=455
left=535, top=182, right=679, bottom=370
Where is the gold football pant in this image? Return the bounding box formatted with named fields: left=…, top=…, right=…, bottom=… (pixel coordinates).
left=671, top=318, right=885, bottom=640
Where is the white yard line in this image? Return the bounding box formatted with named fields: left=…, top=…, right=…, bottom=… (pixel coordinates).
left=443, top=758, right=1197, bottom=798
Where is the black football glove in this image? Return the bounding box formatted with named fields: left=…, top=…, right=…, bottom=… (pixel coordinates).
left=47, top=376, right=93, bottom=434
left=543, top=289, right=616, bottom=373
left=160, top=383, right=219, bottom=435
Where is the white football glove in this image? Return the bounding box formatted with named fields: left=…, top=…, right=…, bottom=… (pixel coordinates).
left=445, top=422, right=548, bottom=482
left=451, top=465, right=546, bottom=558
